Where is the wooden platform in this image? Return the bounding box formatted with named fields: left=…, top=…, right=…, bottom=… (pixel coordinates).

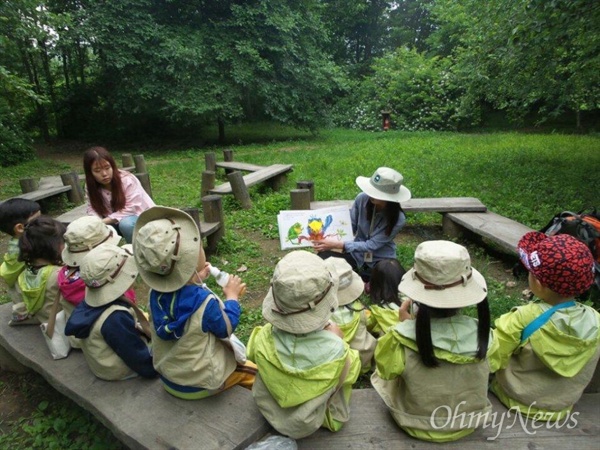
left=310, top=197, right=487, bottom=213
left=215, top=161, right=266, bottom=172
left=443, top=211, right=534, bottom=256
left=0, top=304, right=269, bottom=450
left=0, top=185, right=73, bottom=205
left=210, top=164, right=293, bottom=195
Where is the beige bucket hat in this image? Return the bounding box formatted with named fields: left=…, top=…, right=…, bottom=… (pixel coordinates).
left=398, top=240, right=487, bottom=308
left=326, top=257, right=364, bottom=306
left=355, top=167, right=411, bottom=203
left=62, top=216, right=122, bottom=267
left=263, top=250, right=339, bottom=334
left=133, top=206, right=200, bottom=292
left=80, top=244, right=138, bottom=307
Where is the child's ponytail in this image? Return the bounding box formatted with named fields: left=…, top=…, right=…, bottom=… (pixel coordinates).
left=476, top=298, right=491, bottom=360
left=18, top=216, right=66, bottom=266
left=415, top=304, right=437, bottom=367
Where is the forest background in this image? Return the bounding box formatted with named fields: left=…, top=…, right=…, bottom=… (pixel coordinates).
left=1, top=0, right=599, bottom=167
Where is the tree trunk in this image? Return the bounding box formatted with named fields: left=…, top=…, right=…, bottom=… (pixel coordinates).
left=20, top=43, right=50, bottom=143
left=218, top=117, right=225, bottom=144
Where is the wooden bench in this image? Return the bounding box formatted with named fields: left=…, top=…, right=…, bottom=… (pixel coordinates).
left=307, top=197, right=487, bottom=213
left=215, top=161, right=266, bottom=173
left=209, top=164, right=294, bottom=195
left=0, top=304, right=269, bottom=450
left=1, top=299, right=597, bottom=449
left=442, top=211, right=534, bottom=256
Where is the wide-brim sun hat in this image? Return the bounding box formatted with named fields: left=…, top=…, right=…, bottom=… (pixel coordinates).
left=399, top=240, right=487, bottom=308
left=263, top=250, right=339, bottom=334
left=326, top=257, right=364, bottom=306
left=80, top=243, right=138, bottom=307
left=355, top=167, right=411, bottom=203
left=518, top=231, right=594, bottom=298
left=62, top=216, right=122, bottom=267
left=133, top=206, right=200, bottom=292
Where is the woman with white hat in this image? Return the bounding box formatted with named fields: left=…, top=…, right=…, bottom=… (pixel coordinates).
left=247, top=251, right=361, bottom=439
left=371, top=240, right=493, bottom=442
left=313, top=167, right=410, bottom=282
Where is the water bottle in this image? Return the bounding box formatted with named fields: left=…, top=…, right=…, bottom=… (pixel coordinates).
left=209, top=265, right=246, bottom=296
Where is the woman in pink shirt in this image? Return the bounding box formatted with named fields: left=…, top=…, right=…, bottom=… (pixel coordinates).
left=83, top=147, right=155, bottom=243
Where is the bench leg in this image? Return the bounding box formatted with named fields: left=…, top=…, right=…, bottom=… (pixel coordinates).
left=442, top=214, right=482, bottom=245
left=0, top=345, right=30, bottom=374
left=267, top=173, right=288, bottom=191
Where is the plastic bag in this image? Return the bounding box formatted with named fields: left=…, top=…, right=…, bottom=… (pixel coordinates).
left=40, top=310, right=71, bottom=360
left=245, top=435, right=297, bottom=450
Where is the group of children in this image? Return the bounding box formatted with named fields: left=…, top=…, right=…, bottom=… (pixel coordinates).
left=1, top=198, right=598, bottom=443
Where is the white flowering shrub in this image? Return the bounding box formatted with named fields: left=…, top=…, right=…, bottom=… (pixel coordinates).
left=332, top=48, right=478, bottom=131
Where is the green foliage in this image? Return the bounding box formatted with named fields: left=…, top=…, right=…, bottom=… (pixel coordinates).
left=332, top=48, right=473, bottom=131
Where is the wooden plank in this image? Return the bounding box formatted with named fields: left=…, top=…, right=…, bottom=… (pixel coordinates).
left=310, top=197, right=487, bottom=213
left=296, top=389, right=599, bottom=449
left=444, top=211, right=534, bottom=256
left=55, top=204, right=88, bottom=224
left=199, top=221, right=220, bottom=238
left=0, top=303, right=270, bottom=450
left=210, top=164, right=293, bottom=195
left=215, top=161, right=266, bottom=172
left=10, top=185, right=72, bottom=203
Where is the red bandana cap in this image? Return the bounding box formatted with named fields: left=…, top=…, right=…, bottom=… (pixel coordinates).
left=518, top=231, right=594, bottom=298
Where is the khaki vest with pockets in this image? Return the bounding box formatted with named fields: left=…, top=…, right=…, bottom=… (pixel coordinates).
left=80, top=305, right=138, bottom=380
left=151, top=296, right=237, bottom=390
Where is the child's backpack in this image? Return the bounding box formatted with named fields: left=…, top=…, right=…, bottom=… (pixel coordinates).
left=540, top=208, right=600, bottom=290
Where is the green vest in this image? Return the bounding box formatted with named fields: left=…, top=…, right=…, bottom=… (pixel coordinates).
left=331, top=303, right=376, bottom=373
left=16, top=265, right=61, bottom=324
left=1, top=239, right=25, bottom=287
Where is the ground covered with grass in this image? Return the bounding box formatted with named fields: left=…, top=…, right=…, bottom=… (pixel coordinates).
left=0, top=126, right=598, bottom=447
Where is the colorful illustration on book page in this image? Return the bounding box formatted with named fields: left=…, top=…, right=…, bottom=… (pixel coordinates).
left=277, top=205, right=353, bottom=250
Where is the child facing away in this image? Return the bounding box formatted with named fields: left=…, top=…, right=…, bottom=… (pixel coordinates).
left=65, top=243, right=157, bottom=380
left=489, top=232, right=600, bottom=421
left=371, top=240, right=493, bottom=443
left=132, top=206, right=256, bottom=400
left=327, top=257, right=376, bottom=373
left=0, top=199, right=41, bottom=320
left=247, top=251, right=361, bottom=439
left=367, top=258, right=406, bottom=336
left=60, top=216, right=135, bottom=319
left=14, top=216, right=65, bottom=325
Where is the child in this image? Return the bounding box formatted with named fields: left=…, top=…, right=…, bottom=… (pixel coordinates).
left=133, top=206, right=255, bottom=399
left=60, top=216, right=135, bottom=319
left=489, top=232, right=600, bottom=421
left=0, top=199, right=41, bottom=321
left=328, top=257, right=376, bottom=373
left=247, top=250, right=361, bottom=439
left=65, top=243, right=157, bottom=380
left=367, top=258, right=406, bottom=336
left=15, top=215, right=65, bottom=325
left=371, top=240, right=492, bottom=442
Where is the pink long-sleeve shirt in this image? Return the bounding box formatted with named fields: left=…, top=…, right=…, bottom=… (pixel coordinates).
left=86, top=170, right=155, bottom=221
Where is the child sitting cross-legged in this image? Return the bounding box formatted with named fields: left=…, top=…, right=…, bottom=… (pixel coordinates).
left=65, top=243, right=156, bottom=380
left=133, top=206, right=256, bottom=400
left=327, top=257, right=376, bottom=373
left=372, top=240, right=493, bottom=443
left=0, top=199, right=41, bottom=323
left=489, top=232, right=600, bottom=421
left=247, top=250, right=361, bottom=439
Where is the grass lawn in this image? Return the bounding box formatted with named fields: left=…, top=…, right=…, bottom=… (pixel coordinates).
left=0, top=125, right=599, bottom=448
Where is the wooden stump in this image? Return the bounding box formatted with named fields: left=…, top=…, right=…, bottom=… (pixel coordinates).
left=202, top=195, right=224, bottom=252
left=135, top=173, right=153, bottom=199
left=61, top=172, right=84, bottom=204
left=296, top=180, right=315, bottom=201
left=134, top=155, right=147, bottom=174
left=19, top=178, right=39, bottom=194
left=223, top=149, right=234, bottom=174
left=228, top=171, right=252, bottom=209
left=201, top=170, right=216, bottom=198
left=205, top=152, right=216, bottom=172
left=122, top=153, right=134, bottom=169
left=291, top=189, right=311, bottom=210
left=266, top=173, right=288, bottom=191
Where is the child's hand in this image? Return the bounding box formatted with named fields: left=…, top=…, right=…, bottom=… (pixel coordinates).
left=223, top=274, right=246, bottom=300
left=197, top=262, right=211, bottom=281
left=399, top=299, right=415, bottom=322
left=324, top=321, right=344, bottom=339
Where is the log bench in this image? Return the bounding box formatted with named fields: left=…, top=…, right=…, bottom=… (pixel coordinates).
left=209, top=164, right=294, bottom=196
left=1, top=300, right=598, bottom=449
left=307, top=197, right=487, bottom=213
